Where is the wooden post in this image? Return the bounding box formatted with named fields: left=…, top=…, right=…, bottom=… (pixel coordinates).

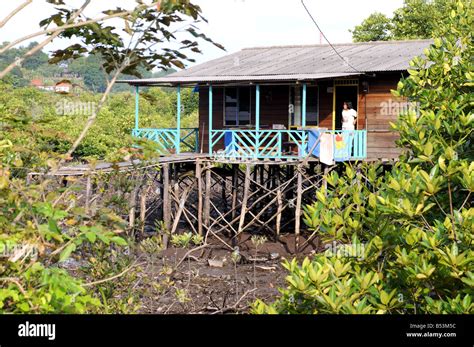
left=170, top=187, right=190, bottom=236
left=129, top=186, right=137, bottom=232
left=294, top=165, right=303, bottom=253
left=222, top=175, right=228, bottom=213
left=140, top=185, right=147, bottom=236
left=196, top=160, right=203, bottom=236
left=176, top=84, right=181, bottom=154
left=231, top=164, right=238, bottom=221
left=85, top=175, right=91, bottom=213
left=276, top=167, right=282, bottom=238
left=238, top=165, right=251, bottom=236
left=302, top=83, right=307, bottom=129
left=322, top=164, right=330, bottom=190
left=134, top=85, right=139, bottom=130
left=204, top=165, right=211, bottom=227
left=173, top=164, right=179, bottom=212
left=208, top=85, right=213, bottom=155
left=252, top=165, right=257, bottom=191
left=163, top=164, right=171, bottom=232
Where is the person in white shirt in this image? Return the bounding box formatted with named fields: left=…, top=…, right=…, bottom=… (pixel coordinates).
left=340, top=101, right=357, bottom=158
left=341, top=101, right=357, bottom=130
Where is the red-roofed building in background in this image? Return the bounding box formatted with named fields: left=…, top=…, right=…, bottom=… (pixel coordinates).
left=30, top=78, right=43, bottom=88
left=54, top=80, right=72, bottom=94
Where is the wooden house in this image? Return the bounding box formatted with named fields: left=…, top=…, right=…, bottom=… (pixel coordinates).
left=121, top=39, right=433, bottom=163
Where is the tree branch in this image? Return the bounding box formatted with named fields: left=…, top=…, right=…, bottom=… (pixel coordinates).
left=0, top=0, right=92, bottom=79
left=0, top=2, right=161, bottom=56
left=0, top=0, right=32, bottom=29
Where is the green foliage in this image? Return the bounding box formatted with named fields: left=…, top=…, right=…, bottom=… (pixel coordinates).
left=170, top=232, right=203, bottom=248
left=351, top=0, right=463, bottom=42
left=0, top=80, right=198, bottom=161
left=0, top=139, right=132, bottom=313
left=391, top=0, right=453, bottom=40
left=46, top=0, right=223, bottom=78
left=350, top=13, right=393, bottom=42
left=0, top=42, right=48, bottom=86
left=257, top=1, right=473, bottom=314
left=0, top=0, right=214, bottom=315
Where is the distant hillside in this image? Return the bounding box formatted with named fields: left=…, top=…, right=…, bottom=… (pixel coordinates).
left=0, top=42, right=176, bottom=93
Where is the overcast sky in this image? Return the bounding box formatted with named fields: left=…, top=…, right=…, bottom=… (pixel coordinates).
left=1, top=0, right=404, bottom=66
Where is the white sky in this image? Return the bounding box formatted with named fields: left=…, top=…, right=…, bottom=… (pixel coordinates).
left=1, top=0, right=404, bottom=67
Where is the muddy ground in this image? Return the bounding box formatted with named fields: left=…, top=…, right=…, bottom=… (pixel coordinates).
left=133, top=233, right=323, bottom=314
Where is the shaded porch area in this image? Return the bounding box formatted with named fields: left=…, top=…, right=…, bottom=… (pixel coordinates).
left=131, top=80, right=368, bottom=163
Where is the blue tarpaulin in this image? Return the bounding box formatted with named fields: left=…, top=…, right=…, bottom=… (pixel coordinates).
left=307, top=129, right=323, bottom=157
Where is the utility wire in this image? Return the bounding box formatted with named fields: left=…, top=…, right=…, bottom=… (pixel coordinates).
left=300, top=0, right=362, bottom=74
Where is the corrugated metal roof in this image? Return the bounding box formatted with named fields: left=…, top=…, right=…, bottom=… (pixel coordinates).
left=121, top=39, right=432, bottom=86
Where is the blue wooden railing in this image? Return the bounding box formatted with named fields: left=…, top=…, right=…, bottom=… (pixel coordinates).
left=307, top=129, right=367, bottom=161
left=132, top=128, right=199, bottom=153
left=132, top=127, right=367, bottom=161
left=331, top=130, right=367, bottom=160
left=211, top=129, right=308, bottom=159
left=211, top=129, right=367, bottom=161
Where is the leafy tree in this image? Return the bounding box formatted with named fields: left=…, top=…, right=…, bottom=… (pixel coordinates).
left=22, top=42, right=49, bottom=70
left=255, top=0, right=473, bottom=314
left=68, top=54, right=107, bottom=92
left=351, top=0, right=459, bottom=42
left=350, top=13, right=393, bottom=42
left=0, top=0, right=216, bottom=313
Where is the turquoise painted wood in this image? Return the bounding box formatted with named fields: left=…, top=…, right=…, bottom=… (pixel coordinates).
left=132, top=128, right=199, bottom=153
left=256, top=84, right=260, bottom=131
left=329, top=130, right=367, bottom=161
left=255, top=84, right=260, bottom=158
left=209, top=129, right=367, bottom=161
left=208, top=85, right=213, bottom=155
left=210, top=129, right=308, bottom=159
left=302, top=83, right=306, bottom=128
left=131, top=82, right=366, bottom=160
left=134, top=85, right=139, bottom=130
left=176, top=85, right=181, bottom=154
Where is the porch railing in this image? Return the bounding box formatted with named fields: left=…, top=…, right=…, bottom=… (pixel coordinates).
left=211, top=129, right=367, bottom=161
left=132, top=128, right=199, bottom=153
left=132, top=127, right=367, bottom=161
left=210, top=129, right=308, bottom=159
left=331, top=130, right=367, bottom=160
left=308, top=129, right=367, bottom=162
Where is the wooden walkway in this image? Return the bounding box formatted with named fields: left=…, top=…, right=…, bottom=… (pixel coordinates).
left=28, top=153, right=209, bottom=177
left=29, top=151, right=396, bottom=178
left=28, top=153, right=328, bottom=177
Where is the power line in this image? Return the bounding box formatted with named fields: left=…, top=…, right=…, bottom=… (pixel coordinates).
left=300, top=0, right=362, bottom=74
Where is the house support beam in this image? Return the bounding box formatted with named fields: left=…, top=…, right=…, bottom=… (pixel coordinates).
left=134, top=85, right=139, bottom=130
left=176, top=84, right=181, bottom=154
left=255, top=84, right=260, bottom=158
left=208, top=85, right=213, bottom=155
left=256, top=84, right=260, bottom=131
left=302, top=83, right=307, bottom=128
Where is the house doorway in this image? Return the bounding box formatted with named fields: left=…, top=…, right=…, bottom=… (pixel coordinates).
left=334, top=84, right=358, bottom=130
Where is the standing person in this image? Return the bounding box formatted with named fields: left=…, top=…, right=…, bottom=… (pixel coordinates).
left=342, top=101, right=357, bottom=130
left=340, top=101, right=357, bottom=158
